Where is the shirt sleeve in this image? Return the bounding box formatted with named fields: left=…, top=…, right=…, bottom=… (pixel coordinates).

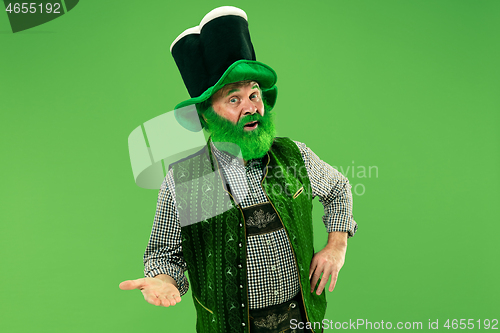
left=294, top=141, right=358, bottom=238
left=143, top=170, right=189, bottom=296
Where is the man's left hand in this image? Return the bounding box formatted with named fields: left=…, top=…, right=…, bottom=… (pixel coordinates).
left=309, top=231, right=348, bottom=295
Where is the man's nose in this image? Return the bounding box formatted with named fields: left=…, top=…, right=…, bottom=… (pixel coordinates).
left=242, top=98, right=257, bottom=115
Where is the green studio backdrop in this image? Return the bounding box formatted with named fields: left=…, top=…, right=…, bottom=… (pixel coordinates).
left=1, top=0, right=499, bottom=332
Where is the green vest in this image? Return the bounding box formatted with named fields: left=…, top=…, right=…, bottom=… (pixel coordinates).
left=171, top=137, right=327, bottom=333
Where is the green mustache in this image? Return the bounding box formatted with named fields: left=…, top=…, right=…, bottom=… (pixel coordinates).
left=203, top=108, right=276, bottom=160
left=233, top=113, right=265, bottom=130
left=205, top=109, right=272, bottom=132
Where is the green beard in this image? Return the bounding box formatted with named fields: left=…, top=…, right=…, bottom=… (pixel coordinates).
left=203, top=109, right=276, bottom=161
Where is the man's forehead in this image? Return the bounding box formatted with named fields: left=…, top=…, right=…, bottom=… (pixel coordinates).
left=225, top=84, right=260, bottom=96
left=221, top=81, right=260, bottom=95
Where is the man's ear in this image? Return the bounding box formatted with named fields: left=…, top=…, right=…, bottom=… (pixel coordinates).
left=196, top=102, right=210, bottom=129
left=199, top=113, right=208, bottom=129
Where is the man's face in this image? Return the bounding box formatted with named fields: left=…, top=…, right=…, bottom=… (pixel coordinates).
left=202, top=81, right=275, bottom=161
left=211, top=81, right=265, bottom=130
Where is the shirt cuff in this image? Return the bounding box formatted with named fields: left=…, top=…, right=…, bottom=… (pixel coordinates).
left=326, top=216, right=358, bottom=238
left=144, top=265, right=189, bottom=296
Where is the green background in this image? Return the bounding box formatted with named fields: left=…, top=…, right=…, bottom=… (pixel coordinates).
left=1, top=0, right=498, bottom=332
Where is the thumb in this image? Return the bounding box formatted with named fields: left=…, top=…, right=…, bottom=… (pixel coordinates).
left=119, top=279, right=145, bottom=290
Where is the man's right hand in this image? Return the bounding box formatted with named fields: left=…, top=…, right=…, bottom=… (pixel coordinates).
left=119, top=275, right=182, bottom=307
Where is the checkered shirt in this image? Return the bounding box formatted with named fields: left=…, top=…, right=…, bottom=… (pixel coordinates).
left=143, top=140, right=357, bottom=309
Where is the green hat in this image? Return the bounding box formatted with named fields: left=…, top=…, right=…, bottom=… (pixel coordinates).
left=171, top=6, right=278, bottom=132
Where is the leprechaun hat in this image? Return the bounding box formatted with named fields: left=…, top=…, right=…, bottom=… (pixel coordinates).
left=171, top=6, right=278, bottom=132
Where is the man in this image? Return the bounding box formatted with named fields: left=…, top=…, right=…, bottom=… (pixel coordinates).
left=120, top=6, right=357, bottom=333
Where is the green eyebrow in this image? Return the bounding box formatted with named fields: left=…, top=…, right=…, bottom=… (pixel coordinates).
left=225, top=89, right=240, bottom=97
left=225, top=85, right=260, bottom=97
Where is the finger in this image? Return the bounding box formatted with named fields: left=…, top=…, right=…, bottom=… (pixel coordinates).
left=142, top=289, right=161, bottom=306
left=159, top=295, right=171, bottom=307
left=309, top=259, right=318, bottom=280
left=310, top=270, right=322, bottom=293
left=162, top=295, right=180, bottom=307
left=119, top=279, right=145, bottom=290
left=329, top=273, right=338, bottom=292
left=145, top=294, right=161, bottom=306
left=169, top=292, right=182, bottom=304
left=168, top=296, right=178, bottom=306
left=316, top=271, right=331, bottom=295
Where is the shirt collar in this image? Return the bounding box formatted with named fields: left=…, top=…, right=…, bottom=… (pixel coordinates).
left=210, top=140, right=264, bottom=170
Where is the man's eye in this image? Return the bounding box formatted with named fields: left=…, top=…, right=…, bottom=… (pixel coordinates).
left=250, top=93, right=259, bottom=99
left=230, top=97, right=238, bottom=103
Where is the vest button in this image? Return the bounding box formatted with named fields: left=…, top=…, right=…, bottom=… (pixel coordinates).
left=238, top=264, right=242, bottom=268
left=238, top=243, right=242, bottom=247
left=241, top=303, right=245, bottom=308
left=239, top=223, right=243, bottom=227
left=240, top=285, right=243, bottom=289
left=242, top=323, right=246, bottom=327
